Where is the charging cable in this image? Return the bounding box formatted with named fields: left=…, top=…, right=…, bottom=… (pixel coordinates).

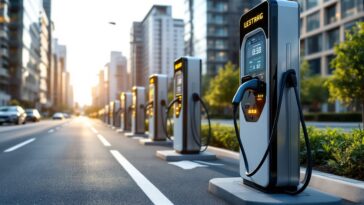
left=232, top=69, right=312, bottom=195
left=190, top=93, right=212, bottom=152
left=161, top=98, right=179, bottom=140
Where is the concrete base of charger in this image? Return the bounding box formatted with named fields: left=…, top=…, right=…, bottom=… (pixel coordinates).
left=124, top=132, right=148, bottom=138
left=156, top=150, right=216, bottom=162
left=208, top=177, right=342, bottom=205
left=139, top=138, right=173, bottom=146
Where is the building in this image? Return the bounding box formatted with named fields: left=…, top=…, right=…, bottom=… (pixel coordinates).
left=9, top=0, right=43, bottom=106
left=130, top=5, right=184, bottom=88
left=184, top=0, right=261, bottom=77
left=51, top=39, right=73, bottom=111
left=108, top=51, right=127, bottom=102
left=299, top=0, right=364, bottom=111
left=130, top=22, right=143, bottom=87
left=299, top=0, right=364, bottom=75
left=39, top=9, right=49, bottom=108
left=0, top=0, right=10, bottom=106
left=43, top=0, right=54, bottom=108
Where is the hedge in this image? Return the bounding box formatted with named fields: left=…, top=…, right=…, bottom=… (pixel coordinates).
left=304, top=112, right=361, bottom=122
left=202, top=124, right=364, bottom=180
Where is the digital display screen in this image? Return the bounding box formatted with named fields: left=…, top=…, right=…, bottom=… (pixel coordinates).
left=175, top=71, right=183, bottom=96
left=245, top=31, right=266, bottom=74
left=149, top=85, right=154, bottom=101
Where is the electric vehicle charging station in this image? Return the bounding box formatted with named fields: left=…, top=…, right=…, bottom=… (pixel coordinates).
left=105, top=105, right=110, bottom=125
left=125, top=86, right=147, bottom=137
left=140, top=74, right=172, bottom=146
left=113, top=100, right=121, bottom=128
left=209, top=1, right=340, bottom=204
left=117, top=92, right=132, bottom=132
left=109, top=101, right=114, bottom=127
left=156, top=57, right=216, bottom=161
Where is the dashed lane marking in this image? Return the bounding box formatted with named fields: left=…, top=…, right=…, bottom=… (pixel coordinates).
left=110, top=150, right=173, bottom=205
left=96, top=134, right=111, bottom=147
left=4, top=138, right=36, bottom=153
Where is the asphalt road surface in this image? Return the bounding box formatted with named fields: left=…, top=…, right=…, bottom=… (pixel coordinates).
left=0, top=117, right=239, bottom=204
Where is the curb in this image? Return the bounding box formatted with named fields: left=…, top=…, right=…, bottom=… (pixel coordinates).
left=207, top=146, right=364, bottom=204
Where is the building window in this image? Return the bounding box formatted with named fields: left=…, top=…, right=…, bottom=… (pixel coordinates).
left=341, top=0, right=364, bottom=18
left=326, top=28, right=340, bottom=49
left=307, top=34, right=322, bottom=54
left=307, top=12, right=320, bottom=32
left=308, top=58, right=321, bottom=74
left=326, top=55, right=335, bottom=74
left=298, top=0, right=305, bottom=12
left=300, top=39, right=305, bottom=55
left=325, top=4, right=337, bottom=25
left=307, top=0, right=318, bottom=10
left=215, top=40, right=226, bottom=49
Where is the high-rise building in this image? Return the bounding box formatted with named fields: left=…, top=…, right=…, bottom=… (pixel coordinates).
left=299, top=0, right=364, bottom=76
left=39, top=9, right=49, bottom=108
left=184, top=0, right=261, bottom=77
left=107, top=51, right=127, bottom=101
left=0, top=0, right=10, bottom=106
left=43, top=0, right=54, bottom=108
left=9, top=0, right=43, bottom=105
left=130, top=5, right=184, bottom=88
left=130, top=22, right=143, bottom=87
left=298, top=0, right=364, bottom=112
left=51, top=39, right=72, bottom=111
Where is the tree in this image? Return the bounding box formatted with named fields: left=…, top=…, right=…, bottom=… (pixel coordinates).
left=204, top=62, right=239, bottom=113
left=325, top=22, right=364, bottom=122
left=300, top=59, right=328, bottom=112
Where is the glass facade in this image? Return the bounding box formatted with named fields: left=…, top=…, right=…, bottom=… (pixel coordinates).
left=326, top=28, right=340, bottom=49
left=325, top=4, right=337, bottom=25
left=9, top=0, right=42, bottom=102
left=308, top=58, right=321, bottom=74
left=307, top=12, right=320, bottom=32
left=307, top=34, right=322, bottom=54
left=341, top=0, right=364, bottom=18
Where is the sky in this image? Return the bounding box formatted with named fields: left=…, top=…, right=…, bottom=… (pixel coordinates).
left=52, top=0, right=185, bottom=106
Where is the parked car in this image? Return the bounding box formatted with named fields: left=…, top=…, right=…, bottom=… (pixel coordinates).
left=62, top=113, right=71, bottom=119
left=52, top=112, right=64, bottom=120
left=0, top=106, right=27, bottom=125
left=25, top=109, right=41, bottom=122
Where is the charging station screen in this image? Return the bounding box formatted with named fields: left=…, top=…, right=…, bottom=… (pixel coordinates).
left=175, top=71, right=183, bottom=96
left=245, top=31, right=266, bottom=75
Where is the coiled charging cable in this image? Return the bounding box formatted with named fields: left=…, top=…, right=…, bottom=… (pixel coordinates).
left=190, top=93, right=212, bottom=152
left=161, top=98, right=179, bottom=140
left=232, top=69, right=312, bottom=195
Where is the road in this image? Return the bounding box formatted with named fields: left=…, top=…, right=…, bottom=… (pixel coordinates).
left=203, top=119, right=363, bottom=131
left=0, top=117, right=239, bottom=204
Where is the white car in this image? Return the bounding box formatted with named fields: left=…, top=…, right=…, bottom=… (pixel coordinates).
left=0, top=106, right=27, bottom=125
left=52, top=112, right=64, bottom=120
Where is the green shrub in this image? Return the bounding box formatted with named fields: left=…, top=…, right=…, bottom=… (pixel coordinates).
left=203, top=124, right=364, bottom=180
left=303, top=112, right=361, bottom=122
left=202, top=124, right=239, bottom=151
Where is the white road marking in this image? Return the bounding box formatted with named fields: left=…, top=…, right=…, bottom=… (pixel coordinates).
left=194, top=160, right=224, bottom=166
left=48, top=129, right=54, bottom=133
left=110, top=150, right=173, bottom=205
left=90, top=127, right=98, bottom=134
left=96, top=134, right=111, bottom=147
left=168, top=160, right=207, bottom=170
left=4, top=138, right=36, bottom=152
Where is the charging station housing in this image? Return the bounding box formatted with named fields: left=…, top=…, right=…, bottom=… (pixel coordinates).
left=173, top=57, right=201, bottom=154
left=148, top=74, right=168, bottom=141
left=120, top=92, right=132, bottom=131
left=131, top=86, right=146, bottom=134
left=239, top=0, right=300, bottom=191
left=113, top=100, right=121, bottom=128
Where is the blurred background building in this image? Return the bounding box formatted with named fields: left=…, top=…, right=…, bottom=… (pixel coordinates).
left=299, top=0, right=364, bottom=111
left=130, top=5, right=184, bottom=88
left=0, top=0, right=10, bottom=106
left=184, top=0, right=261, bottom=77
